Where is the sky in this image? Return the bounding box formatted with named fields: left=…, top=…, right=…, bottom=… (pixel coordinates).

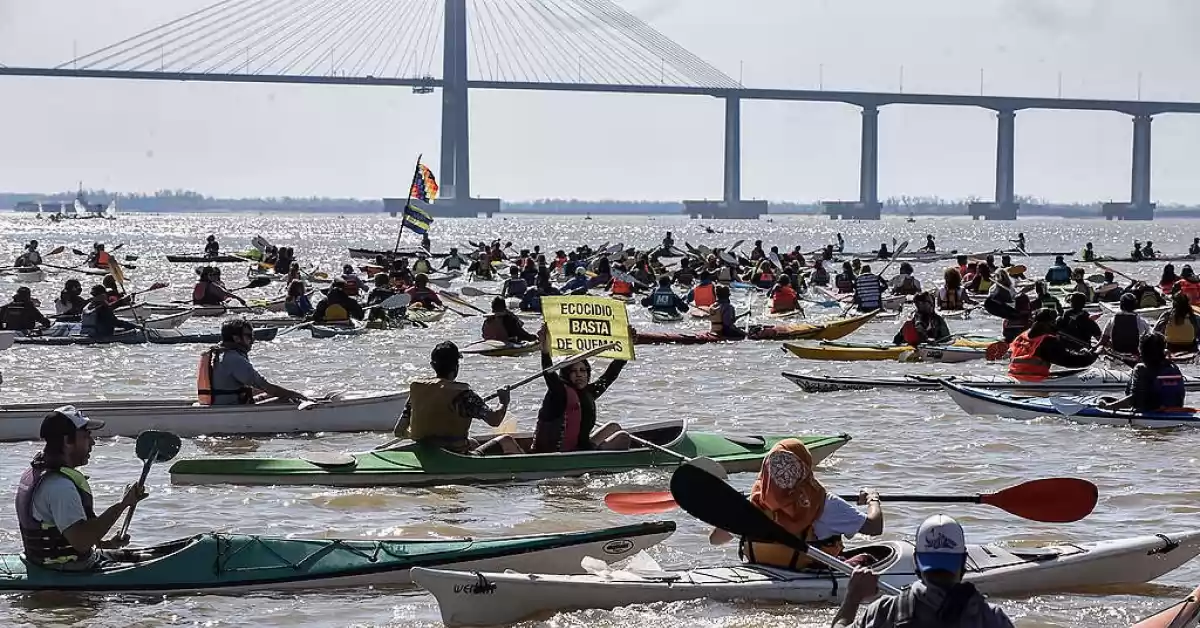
left=1, top=0, right=1200, bottom=203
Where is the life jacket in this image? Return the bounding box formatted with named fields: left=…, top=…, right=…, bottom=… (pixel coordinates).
left=650, top=288, right=679, bottom=310
left=716, top=266, right=733, bottom=283
left=1160, top=280, right=1177, bottom=295
left=754, top=272, right=775, bottom=289
left=93, top=251, right=111, bottom=268
left=1, top=301, right=38, bottom=331
left=939, top=287, right=963, bottom=311
left=560, top=386, right=584, bottom=453
left=894, top=585, right=984, bottom=628
left=1175, top=278, right=1200, bottom=306
left=974, top=277, right=993, bottom=294
left=1152, top=366, right=1187, bottom=409
left=1164, top=316, right=1198, bottom=351
left=1045, top=265, right=1071, bottom=284
left=811, top=265, right=829, bottom=285
left=900, top=320, right=924, bottom=346
left=894, top=275, right=919, bottom=296
left=79, top=303, right=107, bottom=336
left=321, top=303, right=350, bottom=323
left=1110, top=312, right=1143, bottom=355
left=406, top=378, right=473, bottom=447
left=709, top=303, right=729, bottom=334
left=771, top=286, right=798, bottom=312
left=196, top=347, right=254, bottom=405
left=481, top=314, right=512, bottom=342
left=692, top=282, right=716, bottom=307
left=341, top=274, right=362, bottom=297
left=854, top=274, right=883, bottom=310
left=413, top=259, right=432, bottom=275
left=444, top=256, right=464, bottom=271
left=611, top=278, right=634, bottom=297
left=192, top=281, right=216, bottom=305
left=834, top=273, right=855, bottom=294
left=1008, top=331, right=1051, bottom=381
left=16, top=456, right=97, bottom=567
left=740, top=532, right=843, bottom=572
left=407, top=286, right=439, bottom=307
left=503, top=278, right=528, bottom=298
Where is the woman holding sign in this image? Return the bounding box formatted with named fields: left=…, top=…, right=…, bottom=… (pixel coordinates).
left=531, top=325, right=629, bottom=453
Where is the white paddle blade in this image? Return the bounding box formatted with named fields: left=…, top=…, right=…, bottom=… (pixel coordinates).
left=1048, top=396, right=1089, bottom=417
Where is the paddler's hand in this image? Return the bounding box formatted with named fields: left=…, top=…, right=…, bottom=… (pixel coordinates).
left=496, top=387, right=511, bottom=406
left=98, top=534, right=130, bottom=549
left=537, top=325, right=550, bottom=352
left=120, top=483, right=148, bottom=509
left=857, top=489, right=880, bottom=506
left=844, top=568, right=880, bottom=605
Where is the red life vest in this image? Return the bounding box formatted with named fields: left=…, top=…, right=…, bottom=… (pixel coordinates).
left=1008, top=331, right=1051, bottom=381
left=771, top=285, right=798, bottom=312
left=692, top=283, right=716, bottom=307
left=94, top=251, right=111, bottom=268
left=611, top=279, right=633, bottom=297
left=1175, top=278, right=1200, bottom=306
left=900, top=320, right=923, bottom=346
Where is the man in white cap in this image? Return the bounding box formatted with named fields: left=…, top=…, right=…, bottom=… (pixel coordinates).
left=14, top=407, right=146, bottom=571
left=832, top=514, right=1013, bottom=627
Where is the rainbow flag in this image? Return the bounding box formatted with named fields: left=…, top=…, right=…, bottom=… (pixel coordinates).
left=410, top=164, right=439, bottom=203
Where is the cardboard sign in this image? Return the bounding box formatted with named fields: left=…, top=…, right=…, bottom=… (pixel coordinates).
left=541, top=296, right=635, bottom=361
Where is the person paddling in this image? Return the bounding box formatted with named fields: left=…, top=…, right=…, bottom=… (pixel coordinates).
left=894, top=292, right=949, bottom=347
left=81, top=285, right=137, bottom=338
left=767, top=275, right=802, bottom=315
left=0, top=286, right=51, bottom=333
left=312, top=278, right=364, bottom=325
left=1056, top=293, right=1102, bottom=347
left=203, top=235, right=220, bottom=258
left=55, top=279, right=87, bottom=318
left=710, top=439, right=883, bottom=571
left=1011, top=232, right=1026, bottom=252
left=889, top=263, right=921, bottom=296
left=936, top=268, right=974, bottom=311
left=1099, top=333, right=1186, bottom=412
left=392, top=342, right=521, bottom=455
left=16, top=407, right=147, bottom=571
left=1081, top=242, right=1096, bottom=262
left=1044, top=255, right=1071, bottom=285
left=15, top=240, right=42, bottom=268
left=559, top=266, right=590, bottom=295
left=686, top=271, right=718, bottom=309
left=1009, top=308, right=1098, bottom=381
left=531, top=325, right=628, bottom=452
left=832, top=515, right=1014, bottom=628
left=709, top=285, right=746, bottom=339
left=198, top=319, right=309, bottom=405
left=1172, top=265, right=1200, bottom=305
left=405, top=274, right=444, bottom=309
left=1101, top=293, right=1151, bottom=356
left=1154, top=293, right=1200, bottom=355
left=481, top=297, right=537, bottom=344
left=1192, top=238, right=1200, bottom=256
left=193, top=267, right=248, bottom=308
left=918, top=234, right=936, bottom=253
left=852, top=265, right=886, bottom=312
left=641, top=276, right=688, bottom=316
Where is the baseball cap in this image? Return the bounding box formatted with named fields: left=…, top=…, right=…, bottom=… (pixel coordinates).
left=40, top=406, right=105, bottom=441
left=914, top=514, right=967, bottom=574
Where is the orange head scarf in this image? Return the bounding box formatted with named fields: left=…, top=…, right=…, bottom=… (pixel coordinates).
left=750, top=439, right=828, bottom=536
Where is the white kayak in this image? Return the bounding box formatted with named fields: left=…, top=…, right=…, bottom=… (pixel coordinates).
left=12, top=268, right=46, bottom=283
left=413, top=530, right=1200, bottom=627
left=124, top=310, right=193, bottom=330
left=651, top=310, right=684, bottom=323
left=1099, top=301, right=1170, bottom=321
left=782, top=367, right=1158, bottom=394
left=941, top=381, right=1200, bottom=428
left=0, top=392, right=407, bottom=441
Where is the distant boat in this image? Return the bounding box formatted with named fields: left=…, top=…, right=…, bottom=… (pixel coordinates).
left=907, top=212, right=916, bottom=223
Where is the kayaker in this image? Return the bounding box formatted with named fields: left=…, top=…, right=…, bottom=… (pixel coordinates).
left=421, top=232, right=432, bottom=253
left=86, top=243, right=111, bottom=269
left=1192, top=238, right=1200, bottom=256
left=440, top=248, right=469, bottom=272
left=1101, top=293, right=1151, bottom=356
left=1159, top=264, right=1180, bottom=294
left=1099, top=333, right=1186, bottom=412
left=468, top=257, right=496, bottom=281
left=709, top=438, right=883, bottom=571
left=81, top=285, right=137, bottom=338
left=531, top=326, right=628, bottom=452
left=965, top=265, right=993, bottom=295
left=894, top=292, right=949, bottom=347
left=16, top=406, right=147, bottom=571
left=501, top=266, right=529, bottom=299
left=811, top=259, right=830, bottom=287
left=1081, top=242, right=1095, bottom=262
left=1143, top=241, right=1158, bottom=259
left=1154, top=293, right=1200, bottom=354
left=889, top=263, right=921, bottom=296
left=1095, top=271, right=1122, bottom=303
left=852, top=265, right=885, bottom=312
left=1070, top=268, right=1095, bottom=303
left=55, top=279, right=87, bottom=317
left=285, top=279, right=314, bottom=318
left=1056, top=293, right=1102, bottom=346
left=560, top=267, right=591, bottom=296
left=662, top=231, right=675, bottom=252
left=672, top=258, right=696, bottom=286
left=1008, top=308, right=1098, bottom=381
left=1044, top=255, right=1071, bottom=285
left=274, top=247, right=294, bottom=273
left=685, top=271, right=718, bottom=308
left=1173, top=265, right=1200, bottom=306
left=412, top=252, right=434, bottom=276
left=198, top=319, right=309, bottom=405
left=918, top=234, right=936, bottom=253
left=340, top=264, right=363, bottom=298
left=15, top=240, right=42, bottom=267
left=405, top=274, right=444, bottom=309
left=835, top=262, right=857, bottom=294
left=767, top=275, right=802, bottom=315
left=102, top=275, right=127, bottom=307
left=710, top=285, right=746, bottom=339
left=193, top=267, right=248, bottom=308
left=835, top=233, right=845, bottom=253
left=609, top=265, right=635, bottom=298
left=0, top=286, right=51, bottom=332
left=203, top=235, right=220, bottom=258
left=365, top=274, right=404, bottom=322
left=936, top=268, right=974, bottom=311
left=641, top=276, right=688, bottom=315
left=1033, top=280, right=1062, bottom=315
left=1001, top=256, right=1024, bottom=280
left=1012, top=232, right=1026, bottom=251
left=747, top=260, right=776, bottom=290
left=1131, top=241, right=1144, bottom=262
left=1129, top=280, right=1166, bottom=309
left=481, top=297, right=537, bottom=344
left=518, top=286, right=543, bottom=313
left=392, top=342, right=521, bottom=454
left=832, top=515, right=1013, bottom=628
left=313, top=278, right=365, bottom=324
left=750, top=240, right=766, bottom=262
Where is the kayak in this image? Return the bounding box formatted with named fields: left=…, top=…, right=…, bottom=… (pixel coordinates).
left=136, top=310, right=193, bottom=330
left=0, top=522, right=674, bottom=593
left=781, top=367, right=1170, bottom=394
left=1134, top=585, right=1200, bottom=627
left=1099, top=301, right=1170, bottom=320
left=634, top=312, right=878, bottom=345
left=13, top=327, right=278, bottom=346
left=782, top=342, right=988, bottom=363
left=1074, top=255, right=1197, bottom=263
left=169, top=420, right=851, bottom=488
left=460, top=340, right=540, bottom=357
left=145, top=294, right=295, bottom=318
left=651, top=310, right=684, bottom=323
left=12, top=268, right=46, bottom=283
left=406, top=305, right=447, bottom=324
left=412, top=529, right=1200, bottom=627
left=348, top=246, right=449, bottom=259
left=941, top=380, right=1200, bottom=428
left=310, top=324, right=368, bottom=338
left=0, top=392, right=408, bottom=440
left=166, top=254, right=247, bottom=263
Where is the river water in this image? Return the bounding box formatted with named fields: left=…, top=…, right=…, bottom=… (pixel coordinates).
left=0, top=212, right=1198, bottom=628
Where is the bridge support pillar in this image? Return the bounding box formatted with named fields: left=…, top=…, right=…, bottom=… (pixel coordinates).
left=440, top=0, right=469, bottom=201
left=970, top=109, right=1019, bottom=220
left=1129, top=114, right=1155, bottom=220
left=858, top=105, right=880, bottom=215
left=723, top=94, right=740, bottom=207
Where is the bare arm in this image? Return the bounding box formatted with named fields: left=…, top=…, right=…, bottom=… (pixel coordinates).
left=61, top=485, right=143, bottom=552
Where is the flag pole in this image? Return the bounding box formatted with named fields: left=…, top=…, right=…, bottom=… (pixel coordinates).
left=393, top=153, right=423, bottom=256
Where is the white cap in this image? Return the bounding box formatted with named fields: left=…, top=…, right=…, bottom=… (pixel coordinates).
left=914, top=514, right=967, bottom=574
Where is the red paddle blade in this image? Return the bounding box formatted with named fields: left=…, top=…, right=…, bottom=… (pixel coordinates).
left=980, top=478, right=1097, bottom=523
left=604, top=491, right=679, bottom=515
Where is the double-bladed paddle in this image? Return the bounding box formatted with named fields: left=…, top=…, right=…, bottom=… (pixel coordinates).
left=669, top=462, right=903, bottom=594
left=460, top=286, right=500, bottom=298
left=116, top=431, right=182, bottom=539
left=609, top=477, right=1098, bottom=523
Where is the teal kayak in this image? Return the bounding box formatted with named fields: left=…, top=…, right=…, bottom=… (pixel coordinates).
left=170, top=420, right=852, bottom=488
left=0, top=522, right=675, bottom=593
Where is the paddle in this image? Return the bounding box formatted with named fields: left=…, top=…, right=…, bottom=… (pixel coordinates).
left=439, top=290, right=486, bottom=315
left=0, top=331, right=14, bottom=351
left=1094, top=261, right=1137, bottom=284
left=116, top=431, right=182, bottom=539
left=459, top=286, right=499, bottom=298
left=364, top=293, right=412, bottom=312
left=669, top=463, right=902, bottom=594
left=609, top=477, right=1098, bottom=523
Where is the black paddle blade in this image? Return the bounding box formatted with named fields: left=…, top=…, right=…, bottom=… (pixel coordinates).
left=135, top=431, right=182, bottom=463
left=669, top=463, right=808, bottom=552
left=247, top=276, right=272, bottom=289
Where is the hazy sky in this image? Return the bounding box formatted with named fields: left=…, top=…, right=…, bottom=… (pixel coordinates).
left=2, top=0, right=1200, bottom=203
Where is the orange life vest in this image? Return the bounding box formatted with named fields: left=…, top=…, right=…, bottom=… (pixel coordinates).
left=1175, top=279, right=1200, bottom=306
left=611, top=279, right=633, bottom=297
left=771, top=286, right=798, bottom=312
left=94, top=251, right=111, bottom=268
left=692, top=283, right=716, bottom=307
left=1008, top=331, right=1051, bottom=381
left=196, top=347, right=253, bottom=405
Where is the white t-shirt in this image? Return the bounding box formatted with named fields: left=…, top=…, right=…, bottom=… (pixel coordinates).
left=31, top=474, right=88, bottom=533
left=811, top=494, right=867, bottom=540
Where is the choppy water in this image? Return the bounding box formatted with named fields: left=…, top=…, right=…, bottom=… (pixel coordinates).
left=0, top=212, right=1198, bottom=627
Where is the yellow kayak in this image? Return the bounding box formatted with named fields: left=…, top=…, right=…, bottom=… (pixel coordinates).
left=783, top=337, right=992, bottom=362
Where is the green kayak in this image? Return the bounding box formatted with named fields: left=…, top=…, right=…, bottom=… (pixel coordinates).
left=0, top=522, right=675, bottom=593
left=170, top=420, right=852, bottom=488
